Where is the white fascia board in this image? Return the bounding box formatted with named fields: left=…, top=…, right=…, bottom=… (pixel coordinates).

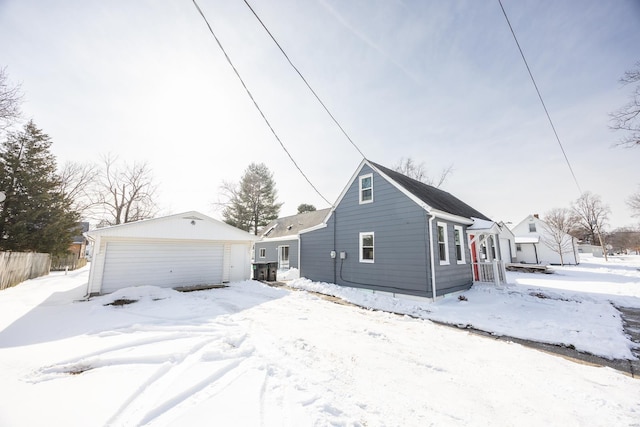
left=366, top=161, right=434, bottom=213
left=515, top=236, right=540, bottom=244
left=468, top=217, right=495, bottom=230
left=299, top=222, right=328, bottom=235
left=330, top=158, right=369, bottom=209
left=429, top=209, right=475, bottom=225
left=260, top=234, right=298, bottom=242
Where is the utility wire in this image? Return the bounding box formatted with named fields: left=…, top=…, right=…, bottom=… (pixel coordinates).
left=242, top=0, right=367, bottom=160
left=497, top=0, right=583, bottom=195
left=191, top=0, right=332, bottom=206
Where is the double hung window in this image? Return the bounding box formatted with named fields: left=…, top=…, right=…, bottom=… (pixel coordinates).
left=437, top=222, right=449, bottom=265
left=359, top=232, right=374, bottom=263
left=359, top=174, right=373, bottom=204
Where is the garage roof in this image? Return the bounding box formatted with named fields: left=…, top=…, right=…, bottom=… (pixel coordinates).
left=86, top=211, right=258, bottom=242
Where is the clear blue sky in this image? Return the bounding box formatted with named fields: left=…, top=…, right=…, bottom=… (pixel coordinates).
left=1, top=0, right=639, bottom=228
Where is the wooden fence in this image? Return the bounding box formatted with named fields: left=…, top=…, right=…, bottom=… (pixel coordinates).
left=50, top=254, right=87, bottom=272
left=0, top=252, right=51, bottom=291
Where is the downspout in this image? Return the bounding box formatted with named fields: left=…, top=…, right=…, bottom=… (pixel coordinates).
left=84, top=235, right=98, bottom=298
left=428, top=213, right=437, bottom=302
left=533, top=244, right=539, bottom=264
left=333, top=211, right=337, bottom=284
left=297, top=235, right=301, bottom=272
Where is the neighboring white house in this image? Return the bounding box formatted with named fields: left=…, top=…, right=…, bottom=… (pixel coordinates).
left=85, top=211, right=258, bottom=295
left=511, top=214, right=579, bottom=265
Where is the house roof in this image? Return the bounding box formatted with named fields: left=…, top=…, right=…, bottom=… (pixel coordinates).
left=259, top=208, right=331, bottom=239
left=71, top=222, right=90, bottom=244
left=369, top=161, right=491, bottom=221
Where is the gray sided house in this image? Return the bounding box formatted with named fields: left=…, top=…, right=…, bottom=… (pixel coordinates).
left=299, top=160, right=495, bottom=299
left=255, top=208, right=331, bottom=270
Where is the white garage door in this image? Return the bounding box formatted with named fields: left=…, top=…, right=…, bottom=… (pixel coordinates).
left=102, top=240, right=224, bottom=294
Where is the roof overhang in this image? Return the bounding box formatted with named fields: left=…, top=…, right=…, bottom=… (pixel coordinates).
left=259, top=234, right=299, bottom=242
left=430, top=209, right=475, bottom=225
left=515, top=236, right=540, bottom=244
left=467, top=217, right=501, bottom=234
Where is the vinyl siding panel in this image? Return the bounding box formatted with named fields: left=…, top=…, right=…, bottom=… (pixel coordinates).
left=254, top=239, right=299, bottom=268
left=433, top=222, right=473, bottom=295
left=302, top=165, right=430, bottom=297
left=300, top=164, right=474, bottom=298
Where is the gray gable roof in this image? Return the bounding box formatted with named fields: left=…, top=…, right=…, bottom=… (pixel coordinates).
left=259, top=208, right=331, bottom=239
left=370, top=161, right=491, bottom=221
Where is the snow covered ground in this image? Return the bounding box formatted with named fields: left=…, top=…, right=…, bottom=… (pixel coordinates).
left=291, top=255, right=640, bottom=360
left=0, top=255, right=639, bottom=426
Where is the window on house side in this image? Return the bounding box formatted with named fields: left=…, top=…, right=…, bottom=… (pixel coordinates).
left=454, top=226, right=465, bottom=264
left=516, top=244, right=522, bottom=252
left=529, top=223, right=536, bottom=232
left=259, top=248, right=266, bottom=258
left=360, top=232, right=374, bottom=263
left=280, top=246, right=289, bottom=261
left=359, top=174, right=373, bottom=204
left=437, top=223, right=449, bottom=265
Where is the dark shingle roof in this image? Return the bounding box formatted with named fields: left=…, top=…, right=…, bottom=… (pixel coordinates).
left=259, top=208, right=331, bottom=239
left=370, top=161, right=491, bottom=221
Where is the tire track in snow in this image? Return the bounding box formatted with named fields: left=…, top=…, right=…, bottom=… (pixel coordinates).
left=106, top=331, right=256, bottom=426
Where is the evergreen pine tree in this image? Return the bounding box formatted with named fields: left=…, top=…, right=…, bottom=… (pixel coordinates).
left=0, top=121, right=79, bottom=255
left=223, top=163, right=282, bottom=234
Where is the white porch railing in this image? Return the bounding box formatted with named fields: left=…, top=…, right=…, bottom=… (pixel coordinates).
left=472, top=260, right=507, bottom=285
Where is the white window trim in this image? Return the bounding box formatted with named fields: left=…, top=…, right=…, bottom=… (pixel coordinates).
left=359, top=231, right=375, bottom=263
left=437, top=222, right=450, bottom=265
left=454, top=225, right=465, bottom=264
left=359, top=173, right=373, bottom=204
left=279, top=245, right=289, bottom=261
left=259, top=248, right=266, bottom=258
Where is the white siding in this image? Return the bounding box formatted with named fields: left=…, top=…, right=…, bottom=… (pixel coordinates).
left=101, top=240, right=224, bottom=294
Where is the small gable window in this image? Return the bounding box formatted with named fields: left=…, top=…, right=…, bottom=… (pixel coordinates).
left=359, top=174, right=373, bottom=204
left=437, top=222, right=449, bottom=265
left=529, top=223, right=536, bottom=233
left=359, top=232, right=374, bottom=263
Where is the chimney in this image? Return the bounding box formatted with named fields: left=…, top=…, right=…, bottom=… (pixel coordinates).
left=533, top=214, right=539, bottom=219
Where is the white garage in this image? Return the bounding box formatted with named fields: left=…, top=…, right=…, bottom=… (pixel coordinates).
left=86, top=211, right=258, bottom=295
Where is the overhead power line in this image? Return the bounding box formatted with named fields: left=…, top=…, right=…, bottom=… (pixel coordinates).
left=191, top=0, right=332, bottom=206
left=242, top=0, right=367, bottom=160
left=497, top=0, right=583, bottom=195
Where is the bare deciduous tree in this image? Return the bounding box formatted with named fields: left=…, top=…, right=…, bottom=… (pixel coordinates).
left=96, top=155, right=158, bottom=226
left=393, top=157, right=452, bottom=188
left=541, top=208, right=579, bottom=266
left=610, top=61, right=640, bottom=148
left=608, top=227, right=640, bottom=254
left=58, top=161, right=99, bottom=218
left=572, top=192, right=610, bottom=261
left=0, top=67, right=23, bottom=130
left=628, top=189, right=640, bottom=218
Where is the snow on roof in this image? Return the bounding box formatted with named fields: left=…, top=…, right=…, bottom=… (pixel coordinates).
left=468, top=217, right=497, bottom=231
